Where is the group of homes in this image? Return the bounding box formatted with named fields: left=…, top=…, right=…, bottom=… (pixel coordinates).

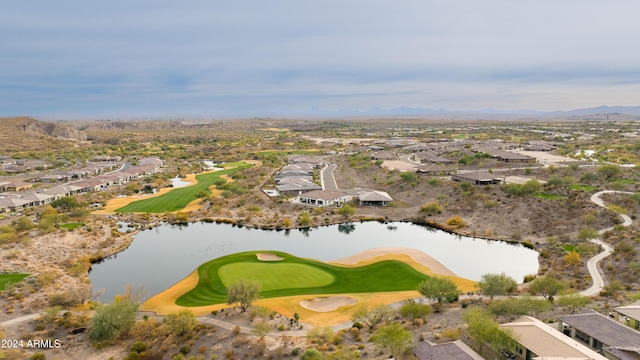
left=0, top=156, right=163, bottom=214
left=0, top=156, right=49, bottom=174
left=413, top=305, right=640, bottom=360
left=269, top=156, right=394, bottom=207
left=371, top=139, right=556, bottom=185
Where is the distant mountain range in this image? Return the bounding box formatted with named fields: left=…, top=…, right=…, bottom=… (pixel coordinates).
left=292, top=105, right=640, bottom=119
left=32, top=105, right=640, bottom=121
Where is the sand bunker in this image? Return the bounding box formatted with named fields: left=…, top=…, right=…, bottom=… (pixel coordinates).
left=330, top=247, right=457, bottom=276
left=299, top=296, right=358, bottom=312
left=256, top=253, right=284, bottom=261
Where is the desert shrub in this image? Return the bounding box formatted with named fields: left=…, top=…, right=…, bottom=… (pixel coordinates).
left=130, top=317, right=161, bottom=340
left=442, top=327, right=461, bottom=340
left=446, top=216, right=467, bottom=229
left=130, top=341, right=147, bottom=353
left=232, top=325, right=241, bottom=335
left=163, top=309, right=197, bottom=337
left=307, top=326, right=335, bottom=345
left=420, top=202, right=442, bottom=215
left=89, top=298, right=139, bottom=342
left=300, top=348, right=322, bottom=360
left=484, top=199, right=497, bottom=208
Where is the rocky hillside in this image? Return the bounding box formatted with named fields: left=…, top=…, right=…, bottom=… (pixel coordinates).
left=0, top=117, right=88, bottom=153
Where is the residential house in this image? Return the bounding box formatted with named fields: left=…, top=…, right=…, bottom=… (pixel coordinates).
left=615, top=300, right=640, bottom=331
left=297, top=190, right=352, bottom=207
left=0, top=157, right=16, bottom=165
left=499, top=316, right=608, bottom=360
left=275, top=177, right=322, bottom=195
left=451, top=170, right=503, bottom=185
left=496, top=152, right=536, bottom=164
left=414, top=163, right=455, bottom=176
left=2, top=181, right=33, bottom=192
left=414, top=151, right=455, bottom=164
left=41, top=184, right=83, bottom=198
left=74, top=179, right=107, bottom=192
left=358, top=190, right=393, bottom=206
left=0, top=196, right=31, bottom=213
left=524, top=143, right=556, bottom=151
left=21, top=192, right=56, bottom=206
left=413, top=340, right=484, bottom=360
left=558, top=309, right=640, bottom=360
left=39, top=174, right=70, bottom=183
left=371, top=151, right=397, bottom=161
left=92, top=155, right=122, bottom=162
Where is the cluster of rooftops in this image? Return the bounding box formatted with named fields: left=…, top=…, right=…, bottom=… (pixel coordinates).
left=268, top=155, right=394, bottom=207
left=0, top=157, right=162, bottom=213
left=413, top=305, right=640, bottom=360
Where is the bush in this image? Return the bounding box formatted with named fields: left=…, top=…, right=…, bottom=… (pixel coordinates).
left=300, top=348, right=322, bottom=360
left=163, top=309, right=197, bottom=337
left=446, top=216, right=467, bottom=229
left=420, top=202, right=442, bottom=215
left=130, top=341, right=147, bottom=353
left=89, top=298, right=139, bottom=342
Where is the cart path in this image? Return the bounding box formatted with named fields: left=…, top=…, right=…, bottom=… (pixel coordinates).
left=580, top=190, right=634, bottom=296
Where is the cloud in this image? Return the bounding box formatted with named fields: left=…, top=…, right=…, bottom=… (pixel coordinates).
left=2, top=1, right=640, bottom=116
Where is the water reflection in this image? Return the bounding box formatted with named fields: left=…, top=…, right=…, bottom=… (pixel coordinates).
left=90, top=221, right=539, bottom=302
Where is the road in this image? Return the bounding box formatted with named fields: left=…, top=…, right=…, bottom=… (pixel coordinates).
left=321, top=163, right=338, bottom=190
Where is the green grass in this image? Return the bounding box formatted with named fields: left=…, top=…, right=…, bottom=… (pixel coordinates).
left=533, top=192, right=565, bottom=200
left=60, top=222, right=83, bottom=230
left=569, top=184, right=597, bottom=191
left=219, top=263, right=335, bottom=291
left=176, top=251, right=431, bottom=307
left=116, top=162, right=252, bottom=213
left=562, top=245, right=576, bottom=252
left=0, top=273, right=29, bottom=290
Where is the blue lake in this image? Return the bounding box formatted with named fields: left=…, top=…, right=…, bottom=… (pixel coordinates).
left=90, top=221, right=539, bottom=301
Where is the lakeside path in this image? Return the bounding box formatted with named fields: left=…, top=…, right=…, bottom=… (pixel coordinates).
left=580, top=190, right=634, bottom=296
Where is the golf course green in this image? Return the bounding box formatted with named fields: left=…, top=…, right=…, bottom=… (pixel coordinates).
left=0, top=273, right=29, bottom=290
left=115, top=162, right=252, bottom=213
left=175, top=251, right=432, bottom=307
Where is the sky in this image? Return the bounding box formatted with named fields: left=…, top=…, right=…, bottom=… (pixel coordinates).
left=2, top=1, right=640, bottom=118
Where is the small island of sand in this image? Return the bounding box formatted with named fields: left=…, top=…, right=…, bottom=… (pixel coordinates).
left=256, top=253, right=284, bottom=261
left=299, top=296, right=358, bottom=312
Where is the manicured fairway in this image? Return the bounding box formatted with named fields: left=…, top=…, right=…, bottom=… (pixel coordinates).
left=176, top=251, right=431, bottom=307
left=0, top=273, right=29, bottom=290
left=115, top=162, right=252, bottom=213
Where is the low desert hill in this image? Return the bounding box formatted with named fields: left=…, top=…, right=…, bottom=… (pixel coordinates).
left=0, top=117, right=87, bottom=153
